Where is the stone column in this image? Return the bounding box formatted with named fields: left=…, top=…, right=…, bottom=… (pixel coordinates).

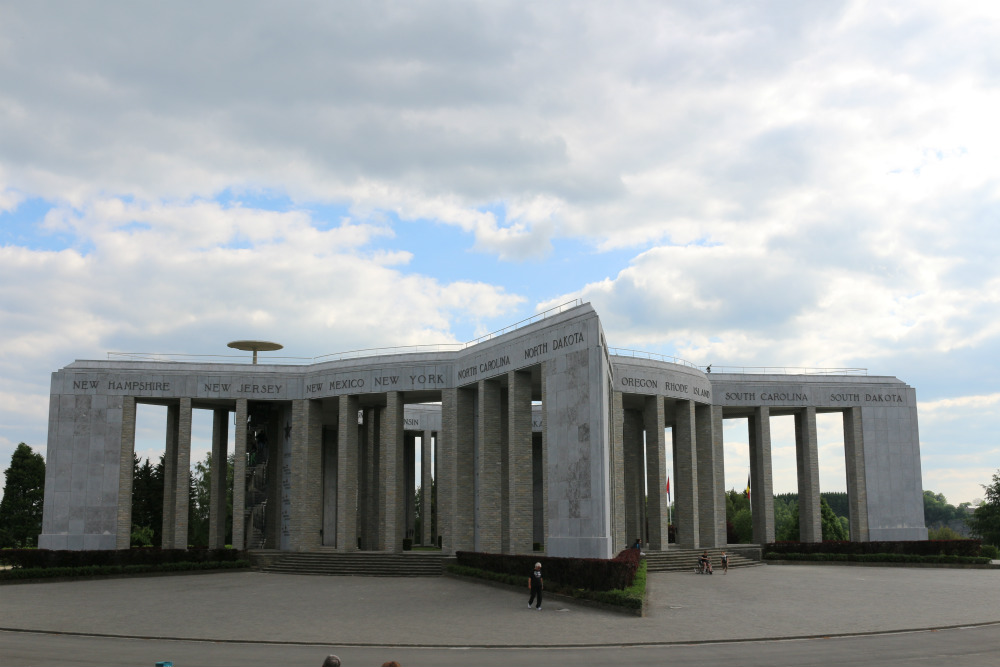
left=322, top=423, right=338, bottom=547
left=540, top=363, right=549, bottom=552
left=421, top=429, right=433, bottom=546
left=622, top=409, right=644, bottom=546
left=644, top=396, right=669, bottom=550
left=439, top=389, right=457, bottom=553
left=405, top=432, right=416, bottom=542
left=264, top=415, right=281, bottom=549
left=610, top=391, right=626, bottom=552
left=337, top=395, right=360, bottom=551
left=795, top=407, right=822, bottom=543
left=477, top=379, right=503, bottom=553
left=366, top=408, right=380, bottom=549
left=673, top=400, right=699, bottom=549
left=507, top=369, right=533, bottom=555
left=696, top=404, right=726, bottom=548
left=380, top=391, right=405, bottom=552
left=289, top=399, right=323, bottom=551
left=208, top=408, right=229, bottom=549
left=232, top=399, right=247, bottom=551
left=115, top=396, right=137, bottom=550
left=172, top=397, right=193, bottom=549
left=843, top=406, right=870, bottom=541
left=748, top=406, right=775, bottom=544
left=161, top=402, right=179, bottom=548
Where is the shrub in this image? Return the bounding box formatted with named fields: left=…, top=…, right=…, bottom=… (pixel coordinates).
left=980, top=544, right=999, bottom=559
left=764, top=539, right=981, bottom=558
left=0, top=548, right=243, bottom=569
left=455, top=548, right=640, bottom=592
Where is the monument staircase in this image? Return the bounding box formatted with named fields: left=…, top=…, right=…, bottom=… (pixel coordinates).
left=643, top=547, right=762, bottom=572
left=252, top=550, right=446, bottom=577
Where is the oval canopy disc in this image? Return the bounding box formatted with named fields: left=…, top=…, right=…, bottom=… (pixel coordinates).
left=227, top=340, right=284, bottom=352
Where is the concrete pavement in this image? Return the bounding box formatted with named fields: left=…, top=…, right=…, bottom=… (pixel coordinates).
left=1, top=564, right=999, bottom=647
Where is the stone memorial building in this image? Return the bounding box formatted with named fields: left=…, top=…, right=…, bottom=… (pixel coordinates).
left=38, top=302, right=927, bottom=557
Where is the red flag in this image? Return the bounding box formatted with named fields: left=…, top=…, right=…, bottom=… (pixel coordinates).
left=666, top=477, right=670, bottom=498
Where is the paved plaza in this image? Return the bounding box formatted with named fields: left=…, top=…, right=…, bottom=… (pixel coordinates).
left=1, top=564, right=998, bottom=649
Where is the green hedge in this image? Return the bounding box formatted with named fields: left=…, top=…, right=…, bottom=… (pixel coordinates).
left=455, top=548, right=640, bottom=592
left=0, top=559, right=250, bottom=581
left=764, top=552, right=990, bottom=565
left=764, top=540, right=981, bottom=557
left=0, top=548, right=242, bottom=569
left=447, top=558, right=646, bottom=611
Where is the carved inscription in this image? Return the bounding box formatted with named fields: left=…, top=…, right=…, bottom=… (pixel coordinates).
left=238, top=384, right=282, bottom=394
left=330, top=378, right=364, bottom=390
left=410, top=374, right=445, bottom=384
left=552, top=332, right=585, bottom=350
left=760, top=392, right=807, bottom=401
left=524, top=342, right=548, bottom=359
left=107, top=381, right=171, bottom=391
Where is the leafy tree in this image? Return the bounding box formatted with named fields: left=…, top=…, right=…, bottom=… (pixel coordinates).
left=732, top=508, right=752, bottom=543
left=820, top=497, right=848, bottom=541
left=0, top=443, right=46, bottom=548
left=928, top=525, right=965, bottom=540
left=187, top=451, right=235, bottom=548
left=132, top=454, right=164, bottom=547
left=773, top=494, right=799, bottom=541
left=725, top=489, right=752, bottom=543
left=968, top=470, right=1000, bottom=547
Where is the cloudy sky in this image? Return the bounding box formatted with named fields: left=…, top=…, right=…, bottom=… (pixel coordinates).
left=1, top=1, right=998, bottom=507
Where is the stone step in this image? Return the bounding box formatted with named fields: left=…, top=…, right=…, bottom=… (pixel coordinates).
left=253, top=551, right=446, bottom=577
left=643, top=547, right=762, bottom=572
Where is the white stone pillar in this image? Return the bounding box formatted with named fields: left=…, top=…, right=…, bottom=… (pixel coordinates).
left=115, top=396, right=137, bottom=550
left=673, top=400, right=699, bottom=549
left=644, top=396, right=669, bottom=550
left=477, top=379, right=503, bottom=553
left=161, top=403, right=179, bottom=548
left=623, top=409, right=645, bottom=546
left=172, top=397, right=193, bottom=549
left=232, top=399, right=247, bottom=551
left=749, top=406, right=775, bottom=544
left=380, top=391, right=405, bottom=552
left=507, top=369, right=533, bottom=555
left=610, top=391, right=626, bottom=552
left=336, top=395, right=359, bottom=551
left=843, top=407, right=870, bottom=541
left=208, top=408, right=229, bottom=550
left=795, top=407, right=822, bottom=543
left=696, top=404, right=726, bottom=548
left=289, top=398, right=323, bottom=551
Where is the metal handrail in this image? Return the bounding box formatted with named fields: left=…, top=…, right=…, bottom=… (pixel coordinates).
left=706, top=366, right=868, bottom=376
left=462, top=299, right=583, bottom=346
left=608, top=348, right=701, bottom=369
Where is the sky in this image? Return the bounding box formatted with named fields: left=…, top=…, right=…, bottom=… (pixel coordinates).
left=1, top=1, right=998, bottom=508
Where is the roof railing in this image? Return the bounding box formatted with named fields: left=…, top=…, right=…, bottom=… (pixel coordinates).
left=108, top=299, right=586, bottom=364
left=705, top=366, right=868, bottom=376
left=607, top=348, right=701, bottom=369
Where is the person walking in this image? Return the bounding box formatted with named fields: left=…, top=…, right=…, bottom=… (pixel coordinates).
left=721, top=550, right=729, bottom=574
left=528, top=562, right=544, bottom=610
